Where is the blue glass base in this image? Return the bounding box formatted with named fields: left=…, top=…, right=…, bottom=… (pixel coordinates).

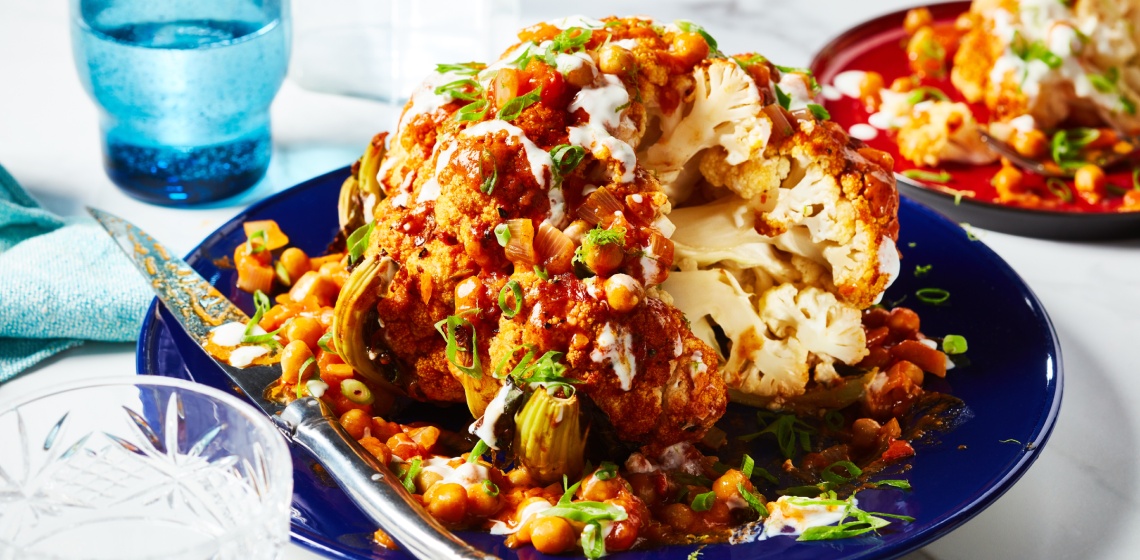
left=103, top=129, right=271, bottom=206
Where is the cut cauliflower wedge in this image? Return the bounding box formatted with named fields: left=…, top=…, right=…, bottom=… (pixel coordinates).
left=661, top=269, right=866, bottom=406
left=648, top=57, right=900, bottom=406
left=642, top=59, right=771, bottom=204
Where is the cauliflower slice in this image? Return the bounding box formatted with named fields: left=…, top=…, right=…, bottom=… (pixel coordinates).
left=661, top=269, right=866, bottom=405
left=896, top=101, right=997, bottom=166
left=643, top=59, right=772, bottom=203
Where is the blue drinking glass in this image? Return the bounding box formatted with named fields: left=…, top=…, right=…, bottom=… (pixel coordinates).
left=70, top=0, right=291, bottom=205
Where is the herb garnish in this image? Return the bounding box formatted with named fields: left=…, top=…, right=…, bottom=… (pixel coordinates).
left=915, top=287, right=950, bottom=305
left=739, top=411, right=816, bottom=460
left=434, top=311, right=483, bottom=379
left=498, top=280, right=523, bottom=318
left=498, top=88, right=542, bottom=121
left=902, top=169, right=951, bottom=183
left=401, top=458, right=422, bottom=493
left=346, top=222, right=373, bottom=265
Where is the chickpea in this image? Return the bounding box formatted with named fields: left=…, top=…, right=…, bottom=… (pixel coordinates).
left=598, top=44, right=635, bottom=75
left=661, top=503, right=696, bottom=532
left=280, top=340, right=315, bottom=384
left=508, top=467, right=536, bottom=487
left=712, top=469, right=750, bottom=502
left=582, top=241, right=624, bottom=277
left=580, top=475, right=622, bottom=502
left=702, top=499, right=733, bottom=526
left=604, top=274, right=644, bottom=313
left=1074, top=164, right=1106, bottom=204
left=563, top=62, right=595, bottom=88
left=416, top=470, right=444, bottom=494
left=454, top=276, right=483, bottom=314
left=670, top=32, right=709, bottom=67
left=886, top=307, right=920, bottom=336
left=851, top=418, right=883, bottom=452
left=278, top=247, right=310, bottom=286
left=284, top=316, right=323, bottom=350
left=1011, top=129, right=1047, bottom=159
left=530, top=516, right=575, bottom=554
left=991, top=165, right=1024, bottom=200
left=858, top=71, right=884, bottom=110
left=604, top=519, right=638, bottom=552
left=424, top=483, right=468, bottom=524
left=466, top=482, right=502, bottom=517
left=319, top=260, right=349, bottom=289
left=903, top=7, right=933, bottom=35
left=339, top=409, right=371, bottom=440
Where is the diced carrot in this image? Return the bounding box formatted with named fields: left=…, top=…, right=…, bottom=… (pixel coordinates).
left=243, top=220, right=290, bottom=251
left=309, top=253, right=345, bottom=269
left=881, top=439, right=915, bottom=462
left=321, top=363, right=355, bottom=388
left=236, top=261, right=274, bottom=294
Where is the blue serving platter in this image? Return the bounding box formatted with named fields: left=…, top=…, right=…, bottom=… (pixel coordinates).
left=137, top=166, right=1062, bottom=560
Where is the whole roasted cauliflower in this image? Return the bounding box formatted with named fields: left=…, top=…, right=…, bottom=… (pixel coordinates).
left=334, top=15, right=902, bottom=462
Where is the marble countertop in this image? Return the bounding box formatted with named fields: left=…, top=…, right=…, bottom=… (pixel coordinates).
left=2, top=1, right=1138, bottom=559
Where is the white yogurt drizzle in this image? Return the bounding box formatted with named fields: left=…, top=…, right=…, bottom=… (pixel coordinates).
left=590, top=322, right=637, bottom=391
left=567, top=73, right=637, bottom=183
left=462, top=120, right=552, bottom=187
left=757, top=496, right=852, bottom=541
left=421, top=456, right=492, bottom=488
left=848, top=123, right=879, bottom=140
left=417, top=140, right=459, bottom=204
left=470, top=382, right=515, bottom=449
left=489, top=500, right=554, bottom=535
left=210, top=322, right=272, bottom=368
left=548, top=15, right=605, bottom=29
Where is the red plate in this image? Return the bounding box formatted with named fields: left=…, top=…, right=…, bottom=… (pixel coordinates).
left=810, top=1, right=1140, bottom=239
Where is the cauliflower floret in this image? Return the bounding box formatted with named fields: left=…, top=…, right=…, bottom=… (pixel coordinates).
left=643, top=59, right=772, bottom=203
left=661, top=269, right=866, bottom=405
left=897, top=101, right=997, bottom=166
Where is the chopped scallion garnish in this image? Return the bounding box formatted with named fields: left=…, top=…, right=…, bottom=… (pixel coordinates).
left=690, top=491, right=716, bottom=512
left=942, top=334, right=968, bottom=354
left=468, top=439, right=489, bottom=463
left=318, top=330, right=336, bottom=355
left=915, top=287, right=950, bottom=305
left=914, top=264, right=932, bottom=277
left=775, top=84, right=791, bottom=110
left=480, top=148, right=498, bottom=194
left=738, top=483, right=768, bottom=516
left=741, top=454, right=755, bottom=479
left=434, top=311, right=483, bottom=379
left=1045, top=177, right=1073, bottom=202
left=400, top=458, right=422, bottom=493
left=807, top=103, right=830, bottom=120
left=494, top=223, right=511, bottom=247
left=498, top=280, right=523, bottom=318
left=595, top=461, right=619, bottom=481
left=457, top=99, right=490, bottom=122
left=534, top=265, right=549, bottom=280
left=498, top=88, right=542, bottom=121
left=902, top=169, right=951, bottom=183
left=247, top=229, right=269, bottom=254
left=346, top=222, right=373, bottom=265
left=482, top=479, right=499, bottom=496
left=675, top=20, right=724, bottom=58
left=435, top=62, right=483, bottom=75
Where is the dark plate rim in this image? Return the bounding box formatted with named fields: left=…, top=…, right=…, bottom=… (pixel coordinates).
left=137, top=166, right=1064, bottom=559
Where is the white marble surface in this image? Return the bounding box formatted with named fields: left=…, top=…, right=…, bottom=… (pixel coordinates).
left=1, top=0, right=1138, bottom=558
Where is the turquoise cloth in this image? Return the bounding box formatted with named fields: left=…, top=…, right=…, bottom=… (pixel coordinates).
left=0, top=164, right=151, bottom=382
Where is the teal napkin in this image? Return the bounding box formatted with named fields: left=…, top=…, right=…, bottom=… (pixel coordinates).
left=0, top=164, right=151, bottom=382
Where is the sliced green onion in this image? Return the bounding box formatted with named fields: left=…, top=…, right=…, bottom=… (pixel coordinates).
left=247, top=229, right=269, bottom=254
left=298, top=357, right=316, bottom=383
left=494, top=223, right=511, bottom=247
left=960, top=222, right=979, bottom=241
left=497, top=88, right=542, bottom=122
left=1090, top=73, right=1116, bottom=94
left=914, top=264, right=932, bottom=277
left=244, top=290, right=273, bottom=340
left=274, top=261, right=291, bottom=286
left=318, top=331, right=337, bottom=355
left=1132, top=167, right=1140, bottom=191
left=905, top=86, right=950, bottom=104
left=580, top=520, right=605, bottom=560
left=434, top=312, right=483, bottom=379
left=915, top=287, right=950, bottom=305
left=690, top=491, right=717, bottom=512
left=902, top=169, right=952, bottom=183
left=480, top=148, right=498, bottom=195
left=434, top=78, right=484, bottom=101
left=457, top=99, right=490, bottom=122
left=346, top=222, right=373, bottom=265
left=435, top=62, right=482, bottom=75
left=468, top=439, right=489, bottom=463
left=823, top=410, right=845, bottom=431
left=498, top=280, right=523, bottom=318
left=1045, top=178, right=1073, bottom=202
left=341, top=379, right=374, bottom=405
left=541, top=500, right=628, bottom=523
left=942, top=334, right=968, bottom=354
left=401, top=458, right=422, bottom=493
left=242, top=327, right=283, bottom=347
left=820, top=461, right=862, bottom=486
left=595, top=461, right=618, bottom=481
left=873, top=479, right=912, bottom=490
left=738, top=483, right=769, bottom=516
left=775, top=84, right=791, bottom=110
left=550, top=144, right=587, bottom=177
left=807, top=103, right=830, bottom=120
left=740, top=454, right=755, bottom=479
left=482, top=479, right=499, bottom=497
left=533, top=265, right=549, bottom=280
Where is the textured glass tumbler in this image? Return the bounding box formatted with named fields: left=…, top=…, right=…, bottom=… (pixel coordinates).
left=0, top=377, right=293, bottom=560
left=70, top=0, right=291, bottom=205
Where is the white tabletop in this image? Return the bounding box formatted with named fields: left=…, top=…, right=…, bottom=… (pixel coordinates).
left=2, top=1, right=1138, bottom=559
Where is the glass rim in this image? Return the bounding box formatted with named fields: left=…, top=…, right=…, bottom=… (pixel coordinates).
left=68, top=0, right=288, bottom=51
left=0, top=375, right=294, bottom=560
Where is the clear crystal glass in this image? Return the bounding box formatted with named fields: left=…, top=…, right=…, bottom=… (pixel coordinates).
left=0, top=377, right=293, bottom=560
